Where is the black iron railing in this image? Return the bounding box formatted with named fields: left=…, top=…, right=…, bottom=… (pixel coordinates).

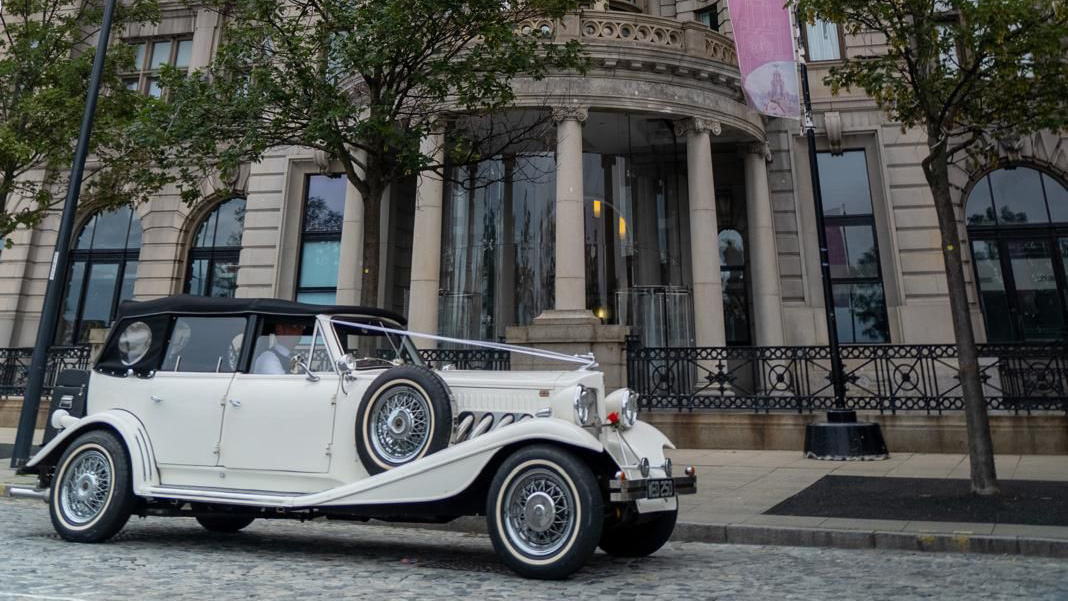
left=418, top=348, right=511, bottom=371
left=625, top=336, right=1068, bottom=414
left=0, top=346, right=93, bottom=398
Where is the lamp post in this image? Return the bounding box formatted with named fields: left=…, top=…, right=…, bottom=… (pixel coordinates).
left=794, top=8, right=888, bottom=460
left=10, top=0, right=119, bottom=468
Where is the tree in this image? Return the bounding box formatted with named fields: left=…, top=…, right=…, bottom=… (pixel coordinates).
left=0, top=0, right=162, bottom=244
left=148, top=0, right=586, bottom=307
left=793, top=0, right=1068, bottom=494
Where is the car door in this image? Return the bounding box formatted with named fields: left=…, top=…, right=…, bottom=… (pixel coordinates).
left=218, top=319, right=339, bottom=473
left=132, top=315, right=245, bottom=471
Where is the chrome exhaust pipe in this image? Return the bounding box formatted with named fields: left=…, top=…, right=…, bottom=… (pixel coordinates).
left=8, top=487, right=48, bottom=502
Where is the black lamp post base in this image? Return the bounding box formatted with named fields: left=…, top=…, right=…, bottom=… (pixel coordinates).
left=804, top=412, right=889, bottom=461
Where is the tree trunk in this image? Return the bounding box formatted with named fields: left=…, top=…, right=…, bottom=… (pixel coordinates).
left=359, top=182, right=384, bottom=308
left=921, top=141, right=999, bottom=496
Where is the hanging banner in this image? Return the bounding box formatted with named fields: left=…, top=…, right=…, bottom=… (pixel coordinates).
left=726, top=0, right=801, bottom=119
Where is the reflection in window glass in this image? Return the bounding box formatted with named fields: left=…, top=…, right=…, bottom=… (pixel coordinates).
left=817, top=150, right=889, bottom=342
left=967, top=168, right=1068, bottom=341
left=58, top=208, right=141, bottom=344
left=297, top=175, right=346, bottom=303
left=186, top=198, right=245, bottom=298
left=162, top=316, right=246, bottom=373
left=989, top=168, right=1048, bottom=224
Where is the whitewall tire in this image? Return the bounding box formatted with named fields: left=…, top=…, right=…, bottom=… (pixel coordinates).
left=49, top=430, right=136, bottom=543
left=486, top=445, right=603, bottom=580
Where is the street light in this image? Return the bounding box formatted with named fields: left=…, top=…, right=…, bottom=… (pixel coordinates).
left=794, top=8, right=888, bottom=461
left=10, top=0, right=119, bottom=468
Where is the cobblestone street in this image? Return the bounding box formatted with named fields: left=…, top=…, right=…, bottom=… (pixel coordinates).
left=1, top=498, right=1066, bottom=600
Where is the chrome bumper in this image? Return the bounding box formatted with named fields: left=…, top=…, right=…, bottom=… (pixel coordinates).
left=608, top=475, right=696, bottom=503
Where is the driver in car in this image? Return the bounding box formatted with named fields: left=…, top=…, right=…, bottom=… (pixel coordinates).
left=253, top=322, right=308, bottom=374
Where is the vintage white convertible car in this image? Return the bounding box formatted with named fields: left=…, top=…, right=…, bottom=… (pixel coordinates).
left=15, top=296, right=695, bottom=579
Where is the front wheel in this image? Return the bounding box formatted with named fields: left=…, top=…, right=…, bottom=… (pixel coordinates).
left=49, top=430, right=136, bottom=543
left=599, top=508, right=677, bottom=557
left=486, top=445, right=603, bottom=580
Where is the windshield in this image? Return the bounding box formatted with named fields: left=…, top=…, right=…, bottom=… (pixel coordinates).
left=330, top=316, right=423, bottom=369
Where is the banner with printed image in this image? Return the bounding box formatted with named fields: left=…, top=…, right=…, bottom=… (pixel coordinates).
left=726, top=0, right=801, bottom=119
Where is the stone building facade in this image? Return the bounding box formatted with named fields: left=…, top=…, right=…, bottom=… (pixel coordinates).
left=3, top=0, right=1068, bottom=387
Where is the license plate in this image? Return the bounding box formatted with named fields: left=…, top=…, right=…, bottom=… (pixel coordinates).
left=647, top=479, right=674, bottom=499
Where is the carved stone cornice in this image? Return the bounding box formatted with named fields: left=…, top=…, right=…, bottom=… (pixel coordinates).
left=552, top=105, right=589, bottom=124
left=673, top=117, right=722, bottom=137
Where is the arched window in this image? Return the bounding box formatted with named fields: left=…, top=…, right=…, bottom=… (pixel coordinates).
left=967, top=167, right=1068, bottom=342
left=57, top=206, right=142, bottom=344
left=185, top=198, right=246, bottom=297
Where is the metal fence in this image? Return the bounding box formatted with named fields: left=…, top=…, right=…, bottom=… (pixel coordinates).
left=0, top=346, right=93, bottom=398
left=625, top=336, right=1068, bottom=414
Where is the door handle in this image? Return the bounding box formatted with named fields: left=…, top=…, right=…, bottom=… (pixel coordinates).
left=229, top=398, right=242, bottom=407
left=150, top=395, right=163, bottom=403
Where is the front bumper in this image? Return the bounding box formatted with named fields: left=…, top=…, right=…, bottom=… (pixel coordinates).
left=608, top=475, right=697, bottom=503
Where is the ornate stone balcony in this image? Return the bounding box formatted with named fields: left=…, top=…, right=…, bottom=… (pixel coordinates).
left=520, top=10, right=738, bottom=76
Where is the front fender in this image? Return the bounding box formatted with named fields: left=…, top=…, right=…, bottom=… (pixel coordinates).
left=22, top=410, right=159, bottom=491
left=603, top=419, right=675, bottom=477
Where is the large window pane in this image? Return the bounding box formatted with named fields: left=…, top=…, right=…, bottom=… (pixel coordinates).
left=817, top=151, right=873, bottom=216
left=174, top=40, right=193, bottom=69
left=303, top=175, right=346, bottom=233
left=1045, top=173, right=1068, bottom=223
left=213, top=198, right=246, bottom=247
left=806, top=19, right=841, bottom=61
left=210, top=260, right=238, bottom=297
left=57, top=262, right=86, bottom=345
left=296, top=291, right=337, bottom=305
left=826, top=224, right=879, bottom=278
left=965, top=178, right=996, bottom=226
left=79, top=263, right=120, bottom=341
left=120, top=261, right=138, bottom=303
left=1006, top=239, right=1063, bottom=340
left=971, top=240, right=1013, bottom=342
left=187, top=258, right=209, bottom=296
left=90, top=207, right=133, bottom=249
left=298, top=240, right=341, bottom=288
left=832, top=282, right=889, bottom=343
left=989, top=167, right=1049, bottom=224
left=150, top=40, right=171, bottom=69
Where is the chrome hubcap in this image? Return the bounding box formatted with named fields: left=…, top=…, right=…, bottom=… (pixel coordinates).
left=370, top=386, right=431, bottom=463
left=503, top=467, right=575, bottom=557
left=59, top=449, right=112, bottom=525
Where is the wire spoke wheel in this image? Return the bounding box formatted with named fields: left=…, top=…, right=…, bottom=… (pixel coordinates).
left=503, top=467, right=577, bottom=558
left=59, top=449, right=113, bottom=525
left=369, top=385, right=432, bottom=464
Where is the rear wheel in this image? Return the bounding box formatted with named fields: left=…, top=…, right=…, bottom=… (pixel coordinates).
left=196, top=515, right=255, bottom=533
left=486, top=445, right=603, bottom=580
left=49, top=430, right=136, bottom=543
left=599, top=508, right=677, bottom=557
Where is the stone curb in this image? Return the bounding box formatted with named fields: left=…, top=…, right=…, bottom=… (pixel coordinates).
left=5, top=485, right=1067, bottom=560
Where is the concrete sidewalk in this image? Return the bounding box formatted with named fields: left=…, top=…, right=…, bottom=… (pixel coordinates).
left=664, top=448, right=1068, bottom=557
left=4, top=427, right=1067, bottom=558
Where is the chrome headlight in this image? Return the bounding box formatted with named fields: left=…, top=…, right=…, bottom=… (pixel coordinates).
left=620, top=389, right=638, bottom=428
left=573, top=384, right=597, bottom=427
left=604, top=388, right=638, bottom=429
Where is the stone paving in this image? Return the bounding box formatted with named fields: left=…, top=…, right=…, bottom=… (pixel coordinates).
left=1, top=496, right=1066, bottom=600
left=667, top=449, right=1068, bottom=540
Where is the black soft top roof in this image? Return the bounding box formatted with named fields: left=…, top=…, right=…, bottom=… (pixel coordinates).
left=114, top=295, right=407, bottom=325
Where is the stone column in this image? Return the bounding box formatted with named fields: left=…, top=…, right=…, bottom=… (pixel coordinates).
left=408, top=133, right=445, bottom=347
left=678, top=118, right=726, bottom=348
left=335, top=178, right=365, bottom=306
left=745, top=142, right=786, bottom=347
left=550, top=106, right=593, bottom=317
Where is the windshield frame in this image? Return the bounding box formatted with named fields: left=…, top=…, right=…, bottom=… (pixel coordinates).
left=327, top=315, right=425, bottom=369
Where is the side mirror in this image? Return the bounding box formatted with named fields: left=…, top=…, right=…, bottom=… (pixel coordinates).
left=290, top=353, right=320, bottom=382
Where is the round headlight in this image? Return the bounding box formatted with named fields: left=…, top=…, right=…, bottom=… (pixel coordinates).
left=573, top=384, right=596, bottom=426
left=118, top=321, right=152, bottom=366
left=620, top=389, right=639, bottom=428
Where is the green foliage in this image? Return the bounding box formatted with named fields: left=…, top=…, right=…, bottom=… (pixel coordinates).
left=794, top=0, right=1068, bottom=161
left=0, top=0, right=161, bottom=245
left=149, top=0, right=586, bottom=204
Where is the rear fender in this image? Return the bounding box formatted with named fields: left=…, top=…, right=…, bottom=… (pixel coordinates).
left=23, top=410, right=159, bottom=492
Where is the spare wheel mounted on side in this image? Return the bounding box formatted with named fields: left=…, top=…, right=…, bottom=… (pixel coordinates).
left=355, top=364, right=454, bottom=474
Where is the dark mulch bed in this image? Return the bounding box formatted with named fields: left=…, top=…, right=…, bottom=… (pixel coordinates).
left=766, top=475, right=1068, bottom=526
